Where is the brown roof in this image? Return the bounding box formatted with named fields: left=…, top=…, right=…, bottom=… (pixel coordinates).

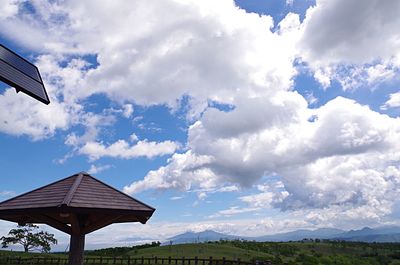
left=0, top=172, right=155, bottom=234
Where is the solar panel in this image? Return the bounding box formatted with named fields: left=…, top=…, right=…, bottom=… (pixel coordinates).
left=0, top=44, right=50, bottom=104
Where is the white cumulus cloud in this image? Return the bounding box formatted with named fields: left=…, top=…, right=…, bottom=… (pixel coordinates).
left=299, top=0, right=400, bottom=89
left=80, top=139, right=180, bottom=161
left=382, top=92, right=400, bottom=109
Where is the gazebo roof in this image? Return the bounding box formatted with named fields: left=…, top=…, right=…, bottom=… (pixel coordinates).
left=0, top=172, right=155, bottom=235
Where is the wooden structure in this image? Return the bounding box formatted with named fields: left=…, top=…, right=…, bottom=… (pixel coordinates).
left=0, top=172, right=155, bottom=265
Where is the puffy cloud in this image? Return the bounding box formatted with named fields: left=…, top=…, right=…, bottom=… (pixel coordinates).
left=0, top=0, right=301, bottom=141
left=87, top=164, right=112, bottom=174
left=80, top=0, right=298, bottom=110
left=129, top=133, right=139, bottom=142
left=80, top=139, right=180, bottom=161
left=0, top=53, right=98, bottom=140
left=280, top=155, right=400, bottom=211
left=382, top=92, right=400, bottom=109
left=0, top=0, right=299, bottom=110
left=127, top=95, right=400, bottom=222
left=169, top=196, right=183, bottom=201
left=1, top=0, right=400, bottom=228
left=0, top=0, right=18, bottom=20
left=0, top=87, right=71, bottom=140
left=300, top=0, right=400, bottom=65
left=299, top=0, right=400, bottom=89
left=240, top=191, right=288, bottom=209
left=122, top=104, right=134, bottom=118
left=209, top=206, right=261, bottom=218
left=195, top=96, right=400, bottom=211
left=123, top=151, right=216, bottom=194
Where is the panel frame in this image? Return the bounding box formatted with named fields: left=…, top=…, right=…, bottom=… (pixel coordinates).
left=0, top=44, right=50, bottom=105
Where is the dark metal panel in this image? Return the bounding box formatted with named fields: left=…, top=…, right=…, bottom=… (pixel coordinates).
left=0, top=44, right=50, bottom=104
left=0, top=45, right=41, bottom=81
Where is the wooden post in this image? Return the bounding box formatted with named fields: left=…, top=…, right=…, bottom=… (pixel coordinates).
left=68, top=232, right=85, bottom=265
left=68, top=213, right=86, bottom=265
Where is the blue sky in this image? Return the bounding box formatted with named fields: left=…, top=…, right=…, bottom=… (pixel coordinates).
left=1, top=0, right=400, bottom=250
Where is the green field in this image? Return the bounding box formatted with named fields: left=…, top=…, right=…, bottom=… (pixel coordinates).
left=0, top=250, right=65, bottom=258
left=126, top=243, right=271, bottom=260
left=2, top=240, right=400, bottom=265
left=88, top=240, right=400, bottom=265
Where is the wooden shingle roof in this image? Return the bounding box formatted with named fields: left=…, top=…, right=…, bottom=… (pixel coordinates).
left=0, top=172, right=155, bottom=235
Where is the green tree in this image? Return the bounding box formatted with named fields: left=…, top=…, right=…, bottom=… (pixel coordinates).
left=1, top=223, right=57, bottom=253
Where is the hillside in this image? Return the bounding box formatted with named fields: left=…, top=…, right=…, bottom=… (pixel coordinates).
left=116, top=241, right=400, bottom=264
left=2, top=241, right=400, bottom=265
left=126, top=243, right=271, bottom=261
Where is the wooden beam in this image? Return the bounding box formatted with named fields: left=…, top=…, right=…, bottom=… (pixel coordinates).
left=68, top=232, right=85, bottom=265
left=68, top=213, right=87, bottom=265
left=17, top=216, right=29, bottom=226
left=69, top=213, right=82, bottom=235
left=62, top=173, right=83, bottom=206
left=82, top=215, right=122, bottom=235
left=30, top=214, right=72, bottom=235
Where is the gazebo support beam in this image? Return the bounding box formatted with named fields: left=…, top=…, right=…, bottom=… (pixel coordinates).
left=82, top=215, right=122, bottom=234
left=68, top=213, right=86, bottom=265
left=36, top=214, right=72, bottom=235
left=68, top=232, right=85, bottom=265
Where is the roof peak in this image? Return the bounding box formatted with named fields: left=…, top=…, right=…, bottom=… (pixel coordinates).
left=61, top=173, right=84, bottom=207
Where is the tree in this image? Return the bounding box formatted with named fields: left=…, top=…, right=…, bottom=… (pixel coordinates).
left=1, top=223, right=57, bottom=253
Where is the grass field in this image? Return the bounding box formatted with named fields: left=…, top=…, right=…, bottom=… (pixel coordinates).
left=2, top=240, right=400, bottom=265
left=0, top=249, right=65, bottom=258
left=126, top=243, right=272, bottom=261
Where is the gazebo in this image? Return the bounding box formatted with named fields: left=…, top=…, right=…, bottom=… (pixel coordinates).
left=0, top=172, right=155, bottom=265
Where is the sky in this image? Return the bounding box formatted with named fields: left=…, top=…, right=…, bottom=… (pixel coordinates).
left=1, top=0, right=400, bottom=251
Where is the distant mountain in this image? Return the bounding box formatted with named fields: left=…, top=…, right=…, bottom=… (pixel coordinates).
left=254, top=228, right=344, bottom=242
left=165, top=230, right=243, bottom=245
left=333, top=226, right=400, bottom=242
left=335, top=233, right=400, bottom=243
left=165, top=226, right=400, bottom=245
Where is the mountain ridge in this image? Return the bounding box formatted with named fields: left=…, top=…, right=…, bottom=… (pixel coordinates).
left=164, top=226, right=400, bottom=244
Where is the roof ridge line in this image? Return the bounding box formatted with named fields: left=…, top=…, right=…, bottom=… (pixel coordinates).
left=61, top=173, right=84, bottom=207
